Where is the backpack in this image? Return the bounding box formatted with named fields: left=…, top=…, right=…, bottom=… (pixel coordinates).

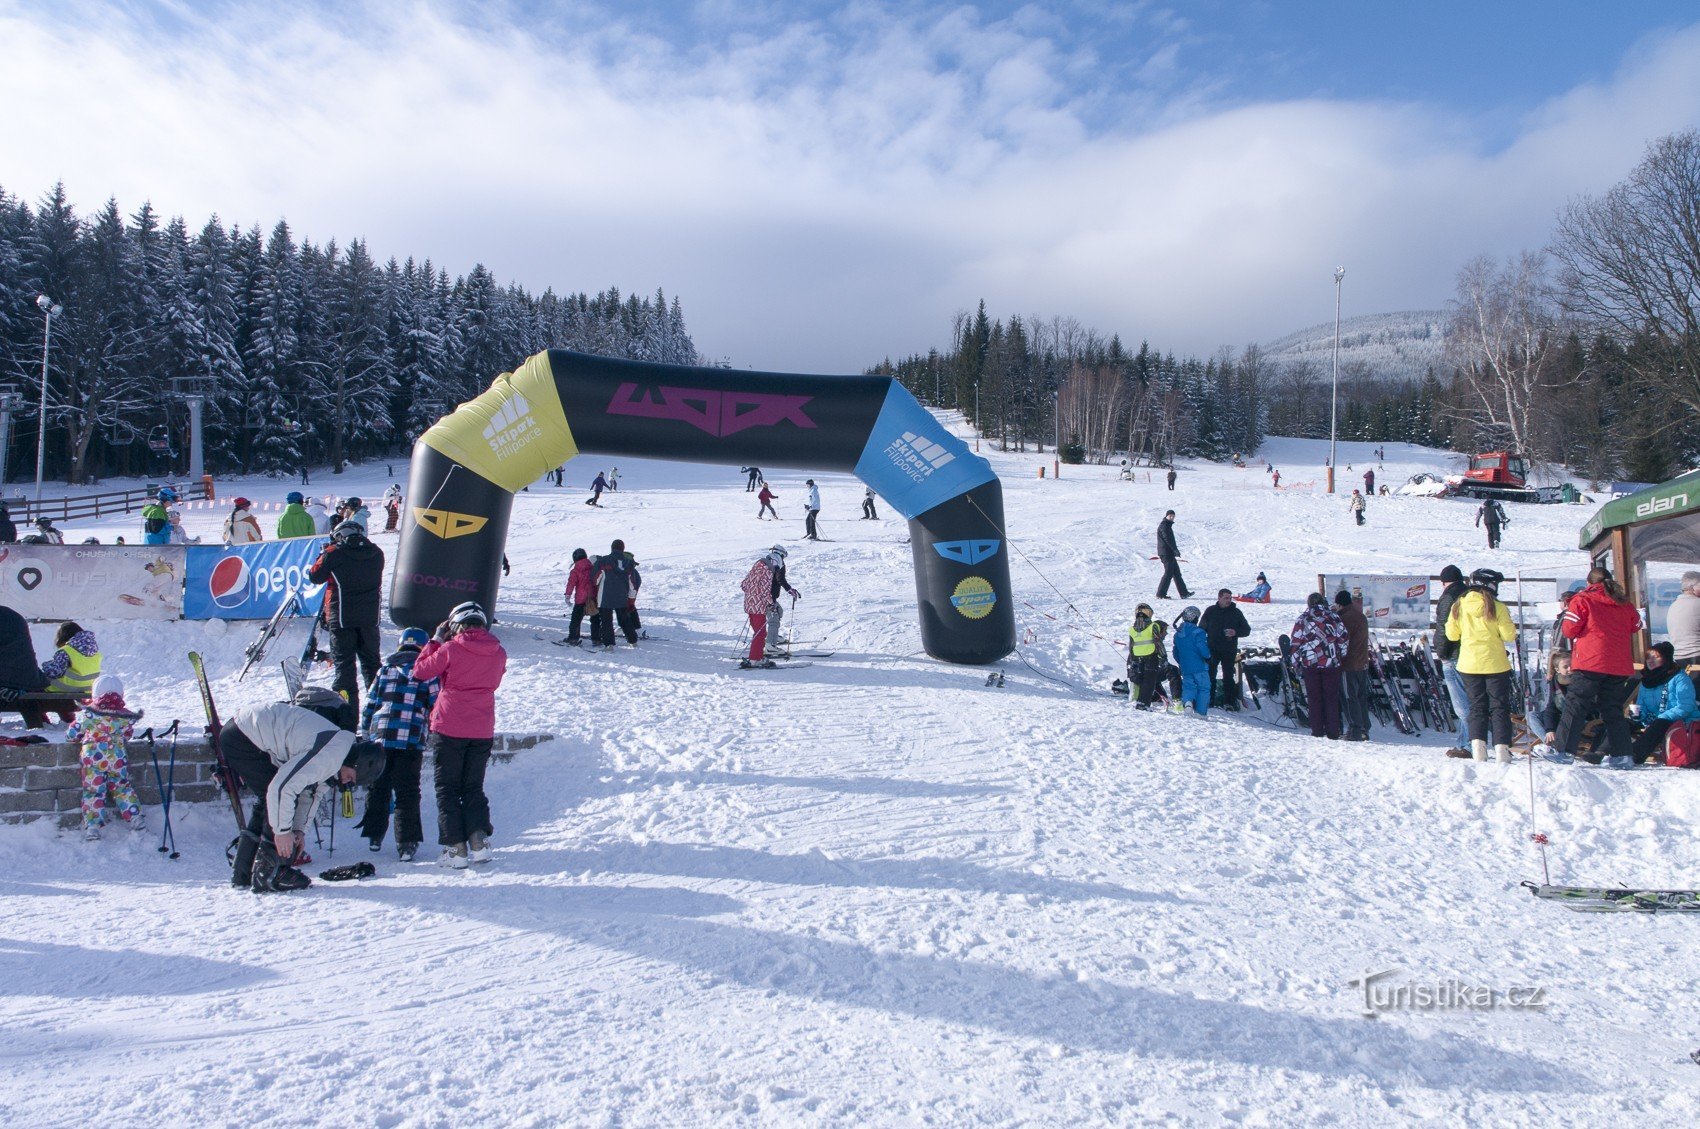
left=1666, top=721, right=1700, bottom=769
left=292, top=686, right=356, bottom=733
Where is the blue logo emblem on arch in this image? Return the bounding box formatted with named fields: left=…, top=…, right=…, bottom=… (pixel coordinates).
left=934, top=539, right=1001, bottom=565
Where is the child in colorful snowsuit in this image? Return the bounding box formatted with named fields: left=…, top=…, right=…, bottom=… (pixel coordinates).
left=357, top=628, right=439, bottom=860
left=1173, top=608, right=1213, bottom=716
left=64, top=674, right=145, bottom=840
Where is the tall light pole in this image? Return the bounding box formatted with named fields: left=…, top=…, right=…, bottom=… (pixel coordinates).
left=1052, top=389, right=1061, bottom=480
left=973, top=380, right=980, bottom=452
left=35, top=294, right=62, bottom=504
left=1328, top=266, right=1344, bottom=495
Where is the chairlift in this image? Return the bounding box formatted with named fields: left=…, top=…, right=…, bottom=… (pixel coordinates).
left=106, top=422, right=136, bottom=447
left=148, top=425, right=176, bottom=455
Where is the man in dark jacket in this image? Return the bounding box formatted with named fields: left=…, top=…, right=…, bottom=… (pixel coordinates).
left=1476, top=499, right=1507, bottom=549
left=1155, top=510, right=1190, bottom=599
left=1200, top=589, right=1251, bottom=709
left=1336, top=590, right=1372, bottom=740
left=591, top=539, right=639, bottom=647
left=1432, top=564, right=1471, bottom=754
left=0, top=605, right=50, bottom=721
left=0, top=504, right=16, bottom=543
left=306, top=521, right=386, bottom=710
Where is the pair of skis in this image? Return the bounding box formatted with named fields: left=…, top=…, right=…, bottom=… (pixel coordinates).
left=1524, top=881, right=1700, bottom=914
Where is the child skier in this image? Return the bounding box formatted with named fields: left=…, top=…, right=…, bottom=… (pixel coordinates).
left=562, top=548, right=594, bottom=645
left=757, top=482, right=780, bottom=520
left=1126, top=602, right=1169, bottom=710
left=1348, top=489, right=1367, bottom=526
left=1173, top=606, right=1212, bottom=716
left=64, top=674, right=145, bottom=841
left=357, top=627, right=439, bottom=861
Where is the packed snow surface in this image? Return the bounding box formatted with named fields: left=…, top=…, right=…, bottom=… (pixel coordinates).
left=4, top=428, right=1698, bottom=1127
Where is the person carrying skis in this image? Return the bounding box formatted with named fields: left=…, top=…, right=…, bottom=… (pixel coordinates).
left=1444, top=567, right=1518, bottom=762
left=276, top=491, right=315, bottom=539
left=1290, top=592, right=1348, bottom=739
left=64, top=674, right=145, bottom=842
left=804, top=479, right=822, bottom=540
left=223, top=497, right=263, bottom=544
left=221, top=698, right=386, bottom=891
left=1433, top=564, right=1474, bottom=757
left=1555, top=566, right=1642, bottom=765
left=1126, top=602, right=1169, bottom=710
left=1155, top=510, right=1190, bottom=599
left=757, top=482, right=780, bottom=520
left=1347, top=489, right=1366, bottom=526
left=141, top=488, right=175, bottom=545
left=1630, top=642, right=1700, bottom=764
left=587, top=471, right=609, bottom=507
left=1335, top=590, right=1372, bottom=741
left=1475, top=498, right=1507, bottom=549
left=306, top=521, right=387, bottom=709
left=861, top=486, right=878, bottom=520
left=414, top=601, right=507, bottom=869
left=741, top=551, right=778, bottom=668
left=562, top=548, right=595, bottom=645
left=1166, top=467, right=1177, bottom=491
left=589, top=539, right=639, bottom=647
left=1173, top=607, right=1211, bottom=716
left=357, top=626, right=439, bottom=860
left=1201, top=589, right=1251, bottom=709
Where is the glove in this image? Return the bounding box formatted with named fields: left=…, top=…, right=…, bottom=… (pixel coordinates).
left=0, top=686, right=19, bottom=704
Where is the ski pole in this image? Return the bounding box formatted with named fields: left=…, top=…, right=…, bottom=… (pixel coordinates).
left=155, top=720, right=180, bottom=859
left=141, top=727, right=167, bottom=857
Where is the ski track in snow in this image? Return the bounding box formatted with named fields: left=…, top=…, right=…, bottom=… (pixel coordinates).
left=3, top=432, right=1698, bottom=1126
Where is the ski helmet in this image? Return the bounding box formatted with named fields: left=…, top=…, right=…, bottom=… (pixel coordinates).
left=449, top=600, right=488, bottom=627
left=1180, top=606, right=1201, bottom=623
left=344, top=740, right=388, bottom=787
left=332, top=520, right=364, bottom=543
left=1470, top=567, right=1505, bottom=591
left=156, top=486, right=178, bottom=503
left=768, top=545, right=787, bottom=559
left=398, top=627, right=430, bottom=649
left=1135, top=602, right=1153, bottom=619
left=35, top=517, right=51, bottom=529
left=286, top=491, right=304, bottom=504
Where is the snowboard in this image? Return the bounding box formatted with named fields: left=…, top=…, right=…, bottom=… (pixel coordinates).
left=1523, top=881, right=1700, bottom=913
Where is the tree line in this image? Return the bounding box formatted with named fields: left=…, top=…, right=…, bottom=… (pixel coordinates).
left=0, top=183, right=700, bottom=484
left=878, top=130, right=1700, bottom=486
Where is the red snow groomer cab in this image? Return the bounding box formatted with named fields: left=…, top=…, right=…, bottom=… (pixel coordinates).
left=1450, top=451, right=1537, bottom=503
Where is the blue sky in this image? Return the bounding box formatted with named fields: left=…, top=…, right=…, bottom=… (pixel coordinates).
left=4, top=1, right=1700, bottom=372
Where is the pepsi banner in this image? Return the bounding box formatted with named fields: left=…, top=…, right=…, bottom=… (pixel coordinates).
left=392, top=349, right=1015, bottom=664
left=184, top=537, right=329, bottom=620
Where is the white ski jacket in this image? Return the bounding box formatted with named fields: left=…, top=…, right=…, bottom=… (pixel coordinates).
left=229, top=702, right=354, bottom=835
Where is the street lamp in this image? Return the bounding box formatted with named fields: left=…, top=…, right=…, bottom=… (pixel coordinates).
left=1328, top=266, right=1344, bottom=495
left=35, top=294, right=62, bottom=503
left=1053, top=389, right=1061, bottom=480
left=974, top=380, right=980, bottom=452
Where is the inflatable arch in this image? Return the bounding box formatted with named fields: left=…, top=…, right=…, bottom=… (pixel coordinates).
left=390, top=350, right=1016, bottom=665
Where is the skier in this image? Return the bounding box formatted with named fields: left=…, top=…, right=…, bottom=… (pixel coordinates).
left=619, top=546, right=644, bottom=640
left=764, top=544, right=801, bottom=653
left=276, top=491, right=315, bottom=539
left=741, top=551, right=780, bottom=668
left=306, top=521, right=387, bottom=710
left=1348, top=489, right=1366, bottom=526
left=382, top=483, right=403, bottom=532
left=221, top=698, right=386, bottom=891
left=305, top=496, right=332, bottom=535
left=1363, top=468, right=1375, bottom=495
left=413, top=601, right=507, bottom=869
left=861, top=486, right=878, bottom=520
left=606, top=467, right=620, bottom=492
left=299, top=465, right=310, bottom=485
left=1125, top=602, right=1168, bottom=710
left=1200, top=589, right=1251, bottom=709
left=1166, top=467, right=1177, bottom=491
left=1173, top=606, right=1211, bottom=716
left=1555, top=566, right=1641, bottom=765
left=1336, top=590, right=1372, bottom=741
left=1434, top=564, right=1477, bottom=757
left=357, top=626, right=439, bottom=860
left=1271, top=469, right=1281, bottom=489
left=1475, top=498, right=1507, bottom=549
left=166, top=509, right=198, bottom=544
left=33, top=517, right=65, bottom=544
left=1290, top=592, right=1348, bottom=739
left=587, top=471, right=608, bottom=507
left=803, top=479, right=822, bottom=540
left=141, top=488, right=176, bottom=545
left=1444, top=567, right=1517, bottom=762
left=65, top=674, right=146, bottom=841
left=741, top=466, right=762, bottom=491
left=756, top=482, right=780, bottom=520
left=589, top=539, right=639, bottom=647
left=41, top=621, right=101, bottom=700
left=221, top=498, right=263, bottom=544
left=1155, top=509, right=1190, bottom=599
left=562, top=548, right=594, bottom=645
left=553, top=466, right=565, bottom=487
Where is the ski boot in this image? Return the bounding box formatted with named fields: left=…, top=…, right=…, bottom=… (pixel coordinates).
left=469, top=831, right=494, bottom=864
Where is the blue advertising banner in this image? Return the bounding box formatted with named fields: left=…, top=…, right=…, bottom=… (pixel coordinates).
left=852, top=383, right=997, bottom=521
left=183, top=538, right=328, bottom=620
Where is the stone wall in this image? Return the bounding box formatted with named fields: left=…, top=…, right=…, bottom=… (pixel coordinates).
left=0, top=732, right=557, bottom=829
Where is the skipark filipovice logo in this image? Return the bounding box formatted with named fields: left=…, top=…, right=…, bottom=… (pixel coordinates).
left=606, top=382, right=817, bottom=437
left=883, top=430, right=956, bottom=484
left=482, top=392, right=540, bottom=460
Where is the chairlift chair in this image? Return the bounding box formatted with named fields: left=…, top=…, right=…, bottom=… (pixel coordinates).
left=147, top=424, right=176, bottom=455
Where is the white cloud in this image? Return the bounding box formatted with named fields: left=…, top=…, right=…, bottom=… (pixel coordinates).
left=3, top=2, right=1699, bottom=371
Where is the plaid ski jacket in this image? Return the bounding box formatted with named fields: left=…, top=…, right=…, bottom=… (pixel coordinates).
left=358, top=647, right=439, bottom=752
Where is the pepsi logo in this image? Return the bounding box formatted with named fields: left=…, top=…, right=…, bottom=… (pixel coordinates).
left=208, top=555, right=251, bottom=608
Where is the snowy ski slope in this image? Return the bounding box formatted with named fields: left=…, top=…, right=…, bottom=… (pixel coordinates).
left=2, top=427, right=1698, bottom=1127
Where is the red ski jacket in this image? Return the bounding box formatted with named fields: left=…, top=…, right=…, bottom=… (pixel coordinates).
left=1561, top=584, right=1641, bottom=677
